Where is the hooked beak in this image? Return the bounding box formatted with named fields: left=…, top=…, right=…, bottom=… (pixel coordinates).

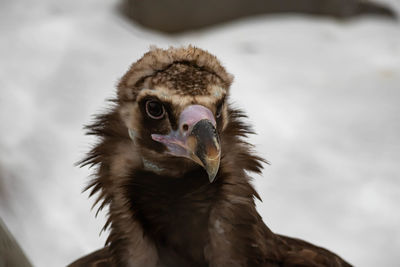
left=151, top=105, right=221, bottom=182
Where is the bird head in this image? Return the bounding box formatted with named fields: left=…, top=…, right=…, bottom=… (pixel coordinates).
left=116, top=46, right=234, bottom=182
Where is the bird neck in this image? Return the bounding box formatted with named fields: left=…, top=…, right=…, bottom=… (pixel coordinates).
left=142, top=157, right=165, bottom=173
left=124, top=167, right=222, bottom=265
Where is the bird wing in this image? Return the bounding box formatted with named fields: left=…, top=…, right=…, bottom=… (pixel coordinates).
left=273, top=234, right=352, bottom=267
left=67, top=247, right=114, bottom=267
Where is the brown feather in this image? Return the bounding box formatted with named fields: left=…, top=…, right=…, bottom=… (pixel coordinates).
left=67, top=247, right=113, bottom=267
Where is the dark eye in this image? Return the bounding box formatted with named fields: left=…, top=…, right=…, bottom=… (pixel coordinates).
left=216, top=103, right=223, bottom=118
left=145, top=100, right=165, bottom=119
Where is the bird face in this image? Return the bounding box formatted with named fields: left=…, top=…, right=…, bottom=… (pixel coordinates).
left=151, top=103, right=221, bottom=182
left=120, top=63, right=228, bottom=182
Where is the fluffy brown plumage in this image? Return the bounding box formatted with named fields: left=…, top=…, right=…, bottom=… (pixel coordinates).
left=68, top=46, right=351, bottom=267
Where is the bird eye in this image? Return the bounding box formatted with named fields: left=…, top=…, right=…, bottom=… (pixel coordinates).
left=145, top=100, right=165, bottom=119
left=216, top=103, right=223, bottom=118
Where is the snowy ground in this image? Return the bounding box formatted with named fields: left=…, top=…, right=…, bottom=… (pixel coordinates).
left=0, top=0, right=399, bottom=266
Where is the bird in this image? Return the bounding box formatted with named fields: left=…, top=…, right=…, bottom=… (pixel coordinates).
left=68, top=46, right=352, bottom=267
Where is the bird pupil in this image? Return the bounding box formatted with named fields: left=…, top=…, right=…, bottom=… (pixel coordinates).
left=148, top=101, right=163, bottom=117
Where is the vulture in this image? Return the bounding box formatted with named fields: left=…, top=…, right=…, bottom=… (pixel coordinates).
left=69, top=46, right=351, bottom=267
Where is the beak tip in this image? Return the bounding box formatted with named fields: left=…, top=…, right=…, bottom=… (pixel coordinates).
left=208, top=173, right=217, bottom=183
left=205, top=162, right=220, bottom=183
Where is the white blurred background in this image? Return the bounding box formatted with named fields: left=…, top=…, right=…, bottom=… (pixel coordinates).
left=0, top=0, right=399, bottom=266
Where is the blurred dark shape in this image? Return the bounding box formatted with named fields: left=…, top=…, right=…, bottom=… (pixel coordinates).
left=0, top=218, right=32, bottom=267
left=120, top=0, right=396, bottom=33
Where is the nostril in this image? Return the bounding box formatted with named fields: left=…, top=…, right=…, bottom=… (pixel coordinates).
left=182, top=124, right=189, bottom=132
